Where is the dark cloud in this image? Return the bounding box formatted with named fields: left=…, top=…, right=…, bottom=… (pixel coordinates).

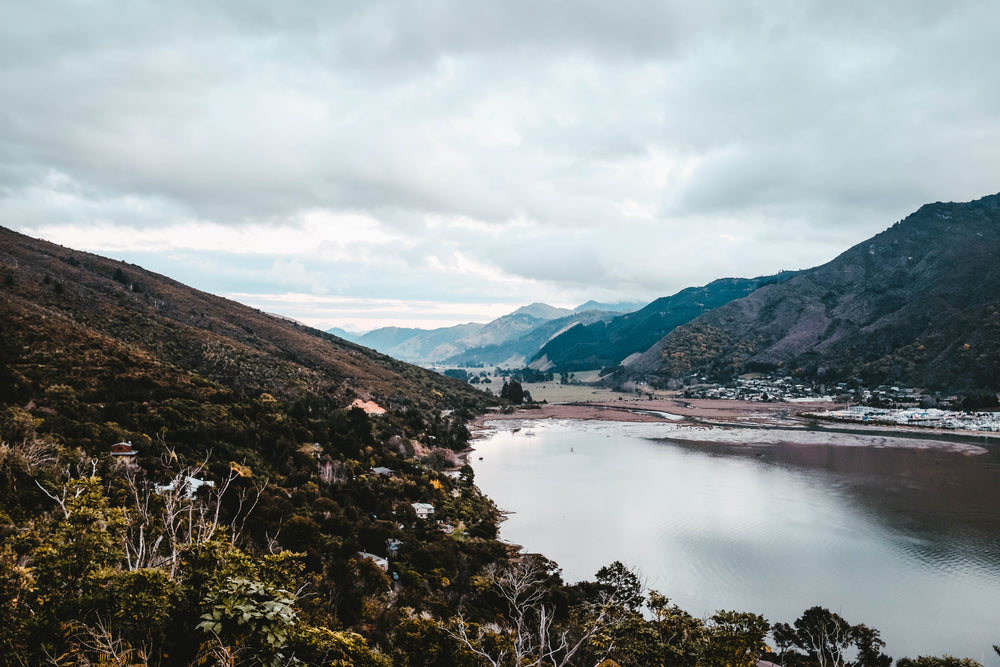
left=3, top=1, right=1000, bottom=325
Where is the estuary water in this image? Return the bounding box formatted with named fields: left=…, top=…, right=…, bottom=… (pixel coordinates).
left=470, top=418, right=1000, bottom=664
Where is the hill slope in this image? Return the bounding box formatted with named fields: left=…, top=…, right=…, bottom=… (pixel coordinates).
left=0, top=226, right=515, bottom=665
left=531, top=273, right=798, bottom=372
left=628, top=193, right=1000, bottom=390
left=0, top=226, right=488, bottom=417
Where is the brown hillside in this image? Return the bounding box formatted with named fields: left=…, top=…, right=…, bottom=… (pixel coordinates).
left=0, top=226, right=486, bottom=411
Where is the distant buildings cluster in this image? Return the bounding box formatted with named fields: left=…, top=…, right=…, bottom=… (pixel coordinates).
left=805, top=406, right=1000, bottom=432
left=678, top=373, right=1000, bottom=431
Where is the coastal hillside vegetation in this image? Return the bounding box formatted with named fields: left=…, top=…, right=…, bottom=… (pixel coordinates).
left=0, top=225, right=992, bottom=665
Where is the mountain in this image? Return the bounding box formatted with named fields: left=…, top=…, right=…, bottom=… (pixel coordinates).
left=0, top=226, right=488, bottom=416
left=531, top=273, right=799, bottom=372
left=573, top=300, right=645, bottom=314
left=332, top=302, right=619, bottom=366
left=343, top=322, right=484, bottom=362
left=441, top=308, right=619, bottom=367
left=325, top=326, right=363, bottom=343
left=509, top=302, right=574, bottom=319
left=627, top=193, right=1000, bottom=391
left=371, top=322, right=486, bottom=362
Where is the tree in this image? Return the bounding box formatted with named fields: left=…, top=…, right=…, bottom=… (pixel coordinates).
left=896, top=658, right=983, bottom=667
left=851, top=624, right=891, bottom=667
left=703, top=610, right=771, bottom=667
left=597, top=590, right=707, bottom=667
left=197, top=576, right=298, bottom=667
left=593, top=561, right=644, bottom=614
left=793, top=606, right=854, bottom=667
left=776, top=606, right=891, bottom=667
left=500, top=380, right=525, bottom=405
left=449, top=556, right=628, bottom=667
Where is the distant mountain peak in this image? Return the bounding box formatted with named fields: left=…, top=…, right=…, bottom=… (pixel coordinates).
left=509, top=303, right=574, bottom=319
left=573, top=300, right=644, bottom=314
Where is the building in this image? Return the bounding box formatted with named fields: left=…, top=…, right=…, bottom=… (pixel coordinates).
left=110, top=441, right=138, bottom=456
left=411, top=502, right=435, bottom=519
left=155, top=475, right=215, bottom=499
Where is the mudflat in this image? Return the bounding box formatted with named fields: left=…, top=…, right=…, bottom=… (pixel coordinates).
left=470, top=398, right=995, bottom=454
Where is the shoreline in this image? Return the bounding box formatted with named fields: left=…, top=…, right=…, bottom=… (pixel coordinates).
left=468, top=398, right=997, bottom=454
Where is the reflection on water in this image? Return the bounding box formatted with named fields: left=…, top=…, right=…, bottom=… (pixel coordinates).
left=471, top=419, right=1000, bottom=665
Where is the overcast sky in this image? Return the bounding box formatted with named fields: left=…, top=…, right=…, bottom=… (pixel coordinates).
left=3, top=1, right=999, bottom=330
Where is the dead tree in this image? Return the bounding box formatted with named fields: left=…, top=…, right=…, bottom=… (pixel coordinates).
left=449, top=555, right=627, bottom=667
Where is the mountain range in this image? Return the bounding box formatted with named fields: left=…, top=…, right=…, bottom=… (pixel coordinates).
left=328, top=192, right=1000, bottom=394
left=528, top=273, right=799, bottom=372
left=333, top=301, right=644, bottom=367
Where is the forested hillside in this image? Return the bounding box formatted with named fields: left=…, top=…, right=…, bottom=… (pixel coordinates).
left=531, top=273, right=798, bottom=372
left=619, top=194, right=1000, bottom=391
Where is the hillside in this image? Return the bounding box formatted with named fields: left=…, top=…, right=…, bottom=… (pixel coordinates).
left=0, top=226, right=488, bottom=416
left=531, top=273, right=799, bottom=372
left=627, top=193, right=1000, bottom=391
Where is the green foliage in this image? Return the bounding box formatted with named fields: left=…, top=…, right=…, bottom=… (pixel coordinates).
left=896, top=658, right=983, bottom=667
left=291, top=625, right=391, bottom=667
left=500, top=380, right=525, bottom=404
left=0, top=544, right=32, bottom=657
left=198, top=576, right=297, bottom=665
left=702, top=610, right=770, bottom=667
left=773, top=606, right=892, bottom=667
left=391, top=614, right=478, bottom=666
left=594, top=560, right=644, bottom=613
left=595, top=590, right=707, bottom=667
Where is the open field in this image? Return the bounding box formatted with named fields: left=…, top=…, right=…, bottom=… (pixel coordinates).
left=468, top=368, right=673, bottom=404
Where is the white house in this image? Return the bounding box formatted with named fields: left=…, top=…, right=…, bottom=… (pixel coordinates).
left=155, top=475, right=215, bottom=499
left=411, top=502, right=434, bottom=519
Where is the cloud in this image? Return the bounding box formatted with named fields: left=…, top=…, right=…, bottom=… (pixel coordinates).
left=3, top=1, right=1000, bottom=327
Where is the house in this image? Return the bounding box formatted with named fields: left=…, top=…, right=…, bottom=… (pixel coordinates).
left=110, top=441, right=138, bottom=456
left=155, top=475, right=215, bottom=499
left=357, top=551, right=389, bottom=571
left=411, top=502, right=434, bottom=519
left=370, top=466, right=394, bottom=476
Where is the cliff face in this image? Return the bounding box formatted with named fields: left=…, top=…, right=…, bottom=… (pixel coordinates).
left=630, top=193, right=1000, bottom=390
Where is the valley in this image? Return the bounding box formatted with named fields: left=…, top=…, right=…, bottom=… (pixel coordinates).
left=3, top=191, right=1000, bottom=666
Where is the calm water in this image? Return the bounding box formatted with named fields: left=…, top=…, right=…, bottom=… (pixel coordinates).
left=471, top=419, right=1000, bottom=664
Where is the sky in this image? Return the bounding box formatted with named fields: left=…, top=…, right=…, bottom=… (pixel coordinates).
left=3, top=1, right=999, bottom=331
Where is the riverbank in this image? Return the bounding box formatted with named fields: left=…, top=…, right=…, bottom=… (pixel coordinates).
left=469, top=398, right=996, bottom=454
